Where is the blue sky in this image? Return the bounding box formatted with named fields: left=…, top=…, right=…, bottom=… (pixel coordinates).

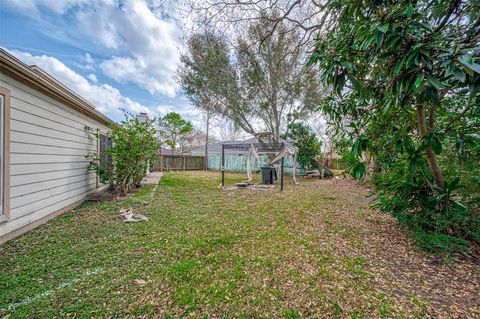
left=0, top=0, right=201, bottom=125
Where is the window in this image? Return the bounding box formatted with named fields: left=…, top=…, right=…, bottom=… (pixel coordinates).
left=99, top=133, right=113, bottom=175
left=0, top=87, right=10, bottom=222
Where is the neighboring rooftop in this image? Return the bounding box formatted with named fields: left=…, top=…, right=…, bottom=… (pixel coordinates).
left=136, top=112, right=149, bottom=123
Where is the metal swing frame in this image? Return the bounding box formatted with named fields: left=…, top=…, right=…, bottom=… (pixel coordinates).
left=220, top=142, right=287, bottom=191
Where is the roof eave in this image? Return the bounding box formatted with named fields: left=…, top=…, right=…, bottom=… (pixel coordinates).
left=0, top=49, right=115, bottom=126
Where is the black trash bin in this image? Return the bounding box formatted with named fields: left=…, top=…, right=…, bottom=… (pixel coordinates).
left=260, top=166, right=277, bottom=184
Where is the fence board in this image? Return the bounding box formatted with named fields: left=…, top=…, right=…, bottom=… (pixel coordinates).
left=317, top=158, right=347, bottom=170
left=153, top=155, right=205, bottom=171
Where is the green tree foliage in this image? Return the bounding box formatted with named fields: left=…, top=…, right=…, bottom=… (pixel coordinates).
left=157, top=112, right=193, bottom=154
left=282, top=123, right=322, bottom=170
left=309, top=0, right=480, bottom=252
left=178, top=16, right=323, bottom=140
left=87, top=116, right=159, bottom=196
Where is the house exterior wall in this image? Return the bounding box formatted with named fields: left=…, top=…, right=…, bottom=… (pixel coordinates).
left=0, top=74, right=109, bottom=243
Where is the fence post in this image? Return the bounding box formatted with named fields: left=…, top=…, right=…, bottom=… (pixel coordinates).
left=221, top=144, right=225, bottom=187
left=183, top=156, right=186, bottom=171
left=280, top=156, right=284, bottom=191
left=160, top=155, right=163, bottom=172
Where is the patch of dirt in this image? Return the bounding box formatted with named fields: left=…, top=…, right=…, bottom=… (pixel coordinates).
left=88, top=172, right=163, bottom=202
left=305, top=178, right=480, bottom=318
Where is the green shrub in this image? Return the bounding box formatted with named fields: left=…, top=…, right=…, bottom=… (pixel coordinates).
left=372, top=162, right=479, bottom=254
left=282, top=123, right=322, bottom=170
left=87, top=115, right=160, bottom=196
left=413, top=229, right=470, bottom=255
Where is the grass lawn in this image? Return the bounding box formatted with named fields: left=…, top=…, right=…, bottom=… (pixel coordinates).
left=1, top=171, right=478, bottom=318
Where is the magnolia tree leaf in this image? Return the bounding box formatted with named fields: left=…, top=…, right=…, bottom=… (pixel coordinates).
left=403, top=4, right=414, bottom=17
left=414, top=73, right=425, bottom=92
left=378, top=23, right=390, bottom=33
left=347, top=74, right=361, bottom=91
left=376, top=31, right=384, bottom=48
left=394, top=56, right=406, bottom=75
left=432, top=135, right=442, bottom=154
left=354, top=162, right=366, bottom=180
left=426, top=73, right=445, bottom=90
left=458, top=55, right=480, bottom=74
left=452, top=67, right=466, bottom=82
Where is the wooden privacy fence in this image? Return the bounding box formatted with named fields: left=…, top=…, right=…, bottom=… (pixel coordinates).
left=152, top=155, right=206, bottom=171
left=317, top=158, right=347, bottom=170
left=151, top=154, right=343, bottom=173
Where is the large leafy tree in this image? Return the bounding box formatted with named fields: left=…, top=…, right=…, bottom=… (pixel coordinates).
left=157, top=112, right=193, bottom=154
left=309, top=0, right=479, bottom=187
left=308, top=0, right=479, bottom=250
left=178, top=16, right=323, bottom=140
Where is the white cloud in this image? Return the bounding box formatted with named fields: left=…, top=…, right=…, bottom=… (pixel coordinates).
left=87, top=73, right=98, bottom=83
left=7, top=49, right=150, bottom=117
left=5, top=0, right=182, bottom=97
left=3, top=0, right=92, bottom=14
left=75, top=53, right=96, bottom=72
left=93, top=0, right=181, bottom=96
left=84, top=53, right=95, bottom=65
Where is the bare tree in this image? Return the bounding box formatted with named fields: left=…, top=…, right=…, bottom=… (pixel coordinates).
left=177, top=16, right=324, bottom=141
left=186, top=0, right=334, bottom=51
left=216, top=118, right=243, bottom=141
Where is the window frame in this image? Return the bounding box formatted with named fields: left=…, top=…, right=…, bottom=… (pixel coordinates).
left=0, top=86, right=10, bottom=223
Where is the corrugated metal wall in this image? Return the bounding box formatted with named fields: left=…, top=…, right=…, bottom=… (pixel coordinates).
left=207, top=154, right=305, bottom=175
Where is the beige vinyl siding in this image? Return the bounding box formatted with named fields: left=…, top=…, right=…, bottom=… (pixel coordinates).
left=0, top=74, right=109, bottom=240
left=10, top=162, right=90, bottom=175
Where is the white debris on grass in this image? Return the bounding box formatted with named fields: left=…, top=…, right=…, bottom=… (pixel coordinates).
left=120, top=208, right=149, bottom=222
left=4, top=268, right=103, bottom=312
left=133, top=279, right=148, bottom=286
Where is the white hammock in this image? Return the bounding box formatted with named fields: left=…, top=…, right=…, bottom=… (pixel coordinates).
left=246, top=142, right=297, bottom=184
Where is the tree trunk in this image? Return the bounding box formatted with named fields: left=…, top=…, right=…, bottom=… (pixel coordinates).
left=360, top=151, right=376, bottom=183
left=416, top=104, right=445, bottom=189
left=204, top=109, right=210, bottom=170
